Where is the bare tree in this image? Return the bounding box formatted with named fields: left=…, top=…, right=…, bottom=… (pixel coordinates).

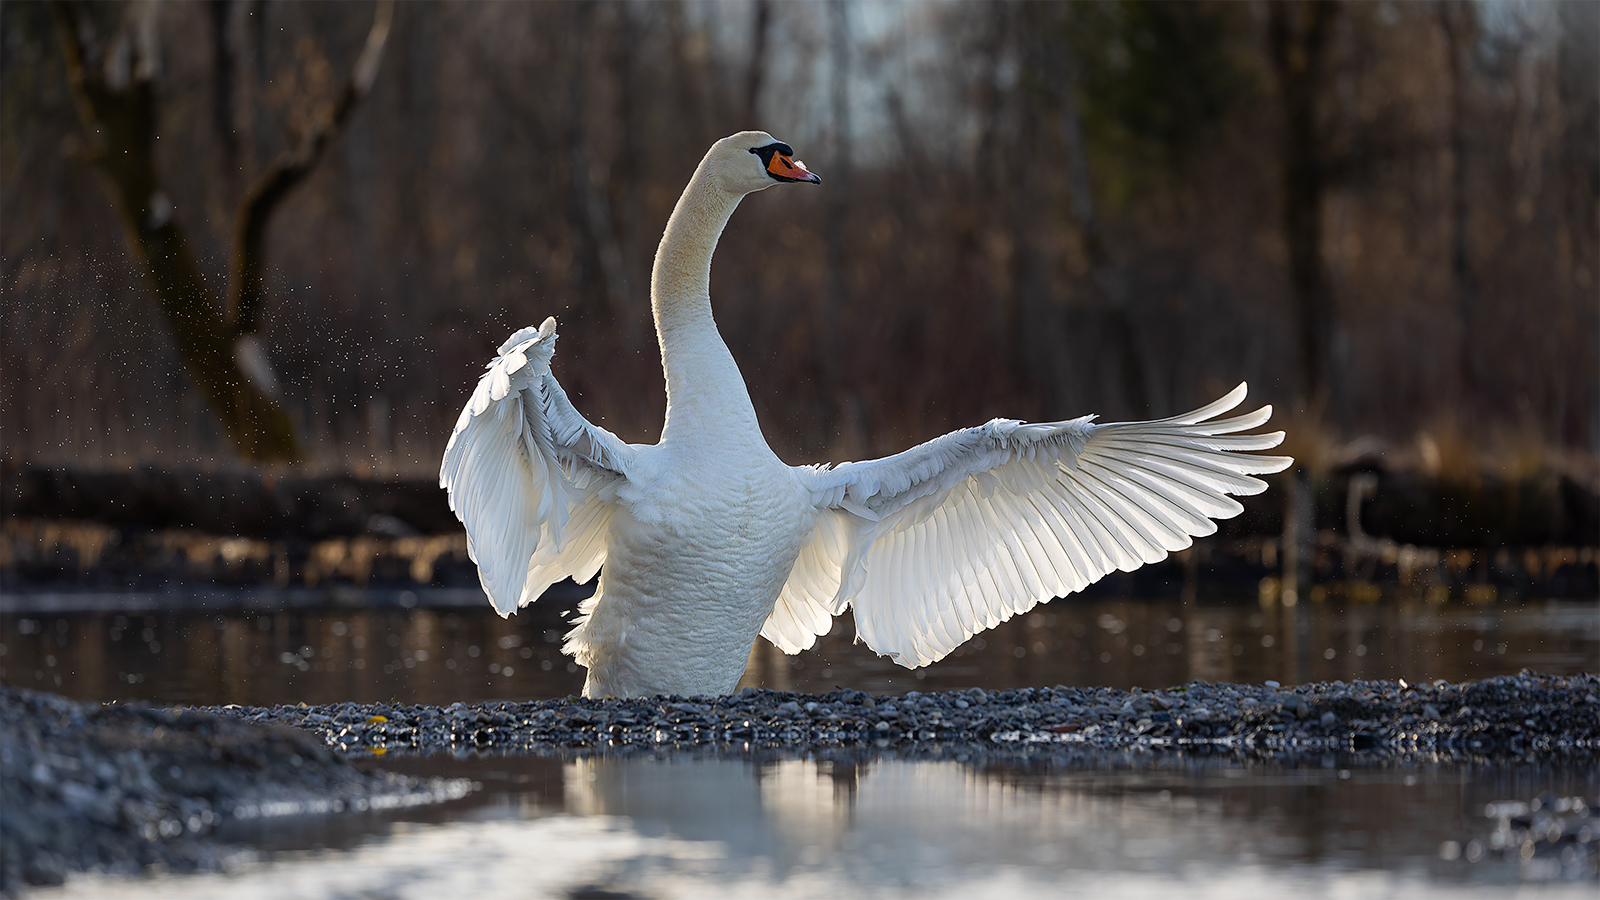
left=1267, top=0, right=1338, bottom=605
left=1041, top=5, right=1149, bottom=417
left=565, top=1, right=632, bottom=332
left=1007, top=6, right=1068, bottom=418
left=742, top=0, right=771, bottom=127
left=1438, top=0, right=1478, bottom=414
left=818, top=0, right=862, bottom=455
left=50, top=0, right=393, bottom=462
left=1267, top=0, right=1338, bottom=418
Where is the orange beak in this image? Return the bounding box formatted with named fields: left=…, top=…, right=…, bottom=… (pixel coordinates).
left=767, top=153, right=821, bottom=184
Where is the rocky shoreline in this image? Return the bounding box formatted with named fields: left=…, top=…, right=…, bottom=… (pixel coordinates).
left=212, top=670, right=1599, bottom=758
left=0, top=685, right=469, bottom=896
left=4, top=671, right=1596, bottom=894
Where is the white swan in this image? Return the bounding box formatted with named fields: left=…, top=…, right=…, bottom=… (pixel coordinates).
left=441, top=131, right=1292, bottom=698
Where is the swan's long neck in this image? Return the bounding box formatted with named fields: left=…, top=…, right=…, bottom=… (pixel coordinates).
left=651, top=158, right=761, bottom=448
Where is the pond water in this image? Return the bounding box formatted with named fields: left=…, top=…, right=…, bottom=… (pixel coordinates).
left=2, top=587, right=1595, bottom=705
left=33, top=749, right=1600, bottom=899
left=3, top=586, right=1597, bottom=897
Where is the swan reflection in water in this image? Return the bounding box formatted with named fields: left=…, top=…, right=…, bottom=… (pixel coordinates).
left=555, top=755, right=1592, bottom=895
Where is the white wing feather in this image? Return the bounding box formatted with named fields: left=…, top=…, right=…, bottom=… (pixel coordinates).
left=776, top=383, right=1292, bottom=666
left=439, top=318, right=636, bottom=615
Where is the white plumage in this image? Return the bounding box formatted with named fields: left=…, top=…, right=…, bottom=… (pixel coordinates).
left=440, top=131, right=1292, bottom=698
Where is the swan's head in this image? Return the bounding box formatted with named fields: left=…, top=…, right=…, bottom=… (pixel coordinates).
left=710, top=130, right=821, bottom=195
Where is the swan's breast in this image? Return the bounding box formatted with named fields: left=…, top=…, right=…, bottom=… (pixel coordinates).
left=574, top=452, right=814, bottom=696
left=615, top=452, right=813, bottom=588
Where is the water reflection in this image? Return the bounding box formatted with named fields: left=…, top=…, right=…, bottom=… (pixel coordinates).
left=1, top=590, right=1594, bottom=705
left=43, top=751, right=1600, bottom=899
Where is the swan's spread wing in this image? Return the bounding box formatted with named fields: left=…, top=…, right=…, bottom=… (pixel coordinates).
left=440, top=318, right=636, bottom=616
left=779, top=384, right=1292, bottom=666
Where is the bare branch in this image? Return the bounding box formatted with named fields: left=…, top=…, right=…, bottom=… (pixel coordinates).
left=50, top=1, right=94, bottom=90
left=228, top=0, right=395, bottom=334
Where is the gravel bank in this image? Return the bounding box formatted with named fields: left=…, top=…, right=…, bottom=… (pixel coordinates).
left=5, top=672, right=1593, bottom=894
left=213, top=670, right=1599, bottom=758
left=0, top=686, right=469, bottom=895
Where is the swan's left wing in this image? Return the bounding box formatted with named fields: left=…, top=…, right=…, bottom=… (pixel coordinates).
left=440, top=318, right=637, bottom=616
left=771, top=384, right=1292, bottom=667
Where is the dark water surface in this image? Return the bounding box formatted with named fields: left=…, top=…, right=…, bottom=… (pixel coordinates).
left=1, top=587, right=1595, bottom=705
left=34, top=749, right=1600, bottom=898
left=4, top=587, right=1596, bottom=897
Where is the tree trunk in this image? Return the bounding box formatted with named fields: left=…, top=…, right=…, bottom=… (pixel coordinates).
left=565, top=1, right=632, bottom=333
left=818, top=0, right=863, bottom=456
left=1439, top=1, right=1478, bottom=416
left=742, top=0, right=771, bottom=127
left=1047, top=11, right=1149, bottom=416
left=1267, top=0, right=1338, bottom=418
left=1008, top=11, right=1068, bottom=419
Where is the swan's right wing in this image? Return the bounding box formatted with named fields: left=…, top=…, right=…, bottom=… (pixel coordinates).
left=440, top=318, right=637, bottom=615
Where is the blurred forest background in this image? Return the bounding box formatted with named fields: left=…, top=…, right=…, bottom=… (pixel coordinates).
left=3, top=0, right=1597, bottom=481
